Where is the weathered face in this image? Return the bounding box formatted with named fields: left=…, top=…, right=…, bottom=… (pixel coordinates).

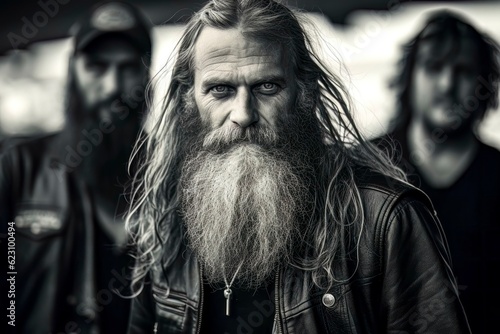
left=73, top=35, right=147, bottom=123
left=409, top=36, right=482, bottom=132
left=182, top=27, right=319, bottom=287
left=193, top=27, right=297, bottom=132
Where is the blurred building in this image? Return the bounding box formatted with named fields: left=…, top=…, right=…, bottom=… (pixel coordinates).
left=1, top=1, right=499, bottom=149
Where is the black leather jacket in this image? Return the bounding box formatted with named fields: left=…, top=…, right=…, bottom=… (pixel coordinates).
left=0, top=134, right=132, bottom=334
left=127, top=172, right=470, bottom=333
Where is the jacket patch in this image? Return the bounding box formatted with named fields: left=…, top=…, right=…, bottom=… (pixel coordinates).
left=15, top=208, right=65, bottom=239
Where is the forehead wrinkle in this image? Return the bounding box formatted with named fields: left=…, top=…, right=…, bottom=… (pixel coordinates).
left=200, top=57, right=282, bottom=74
left=193, top=27, right=294, bottom=85
left=196, top=47, right=281, bottom=71
left=201, top=67, right=286, bottom=87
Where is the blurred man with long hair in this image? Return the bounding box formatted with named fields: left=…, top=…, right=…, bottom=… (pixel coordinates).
left=377, top=10, right=500, bottom=332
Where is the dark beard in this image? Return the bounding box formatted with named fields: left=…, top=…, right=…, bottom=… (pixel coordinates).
left=422, top=107, right=481, bottom=140
left=179, top=98, right=324, bottom=288
left=64, top=96, right=143, bottom=187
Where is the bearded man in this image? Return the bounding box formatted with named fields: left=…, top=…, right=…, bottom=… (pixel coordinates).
left=126, top=0, right=470, bottom=333
left=0, top=2, right=151, bottom=333
left=376, top=10, right=500, bottom=333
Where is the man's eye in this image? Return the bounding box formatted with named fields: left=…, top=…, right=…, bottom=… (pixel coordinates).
left=86, top=61, right=107, bottom=74
left=210, top=85, right=231, bottom=97
left=423, top=62, right=441, bottom=74
left=122, top=63, right=142, bottom=75
left=256, top=83, right=279, bottom=95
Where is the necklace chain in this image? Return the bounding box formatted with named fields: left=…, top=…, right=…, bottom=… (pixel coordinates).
left=223, top=262, right=243, bottom=289
left=222, top=262, right=243, bottom=316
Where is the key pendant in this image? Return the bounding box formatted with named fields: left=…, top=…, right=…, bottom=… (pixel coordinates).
left=224, top=288, right=232, bottom=316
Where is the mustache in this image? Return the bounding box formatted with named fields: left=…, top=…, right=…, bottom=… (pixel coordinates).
left=432, top=94, right=458, bottom=107
left=201, top=125, right=279, bottom=152
left=87, top=94, right=142, bottom=115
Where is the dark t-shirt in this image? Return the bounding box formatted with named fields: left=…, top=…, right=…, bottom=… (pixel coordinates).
left=94, top=221, right=132, bottom=334
left=200, top=280, right=275, bottom=334
left=376, top=132, right=500, bottom=333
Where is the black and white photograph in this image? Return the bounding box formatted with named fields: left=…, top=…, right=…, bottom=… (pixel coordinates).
left=1, top=0, right=499, bottom=333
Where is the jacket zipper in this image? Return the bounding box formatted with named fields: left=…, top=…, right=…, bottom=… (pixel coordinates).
left=274, top=268, right=283, bottom=334
left=153, top=321, right=158, bottom=333
left=196, top=263, right=204, bottom=334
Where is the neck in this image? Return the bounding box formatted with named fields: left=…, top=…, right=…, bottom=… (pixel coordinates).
left=406, top=118, right=480, bottom=188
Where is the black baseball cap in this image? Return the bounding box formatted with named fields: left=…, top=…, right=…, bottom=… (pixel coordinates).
left=70, top=1, right=152, bottom=54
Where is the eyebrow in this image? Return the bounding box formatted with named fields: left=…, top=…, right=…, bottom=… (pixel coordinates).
left=84, top=53, right=141, bottom=63
left=200, top=75, right=288, bottom=90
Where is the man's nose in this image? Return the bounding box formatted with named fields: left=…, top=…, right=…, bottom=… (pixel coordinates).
left=101, top=66, right=120, bottom=99
left=229, top=89, right=259, bottom=128
left=437, top=66, right=454, bottom=94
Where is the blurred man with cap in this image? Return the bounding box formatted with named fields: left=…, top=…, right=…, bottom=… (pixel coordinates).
left=0, top=2, right=152, bottom=333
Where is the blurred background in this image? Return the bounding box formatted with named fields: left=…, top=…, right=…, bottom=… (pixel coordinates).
left=1, top=0, right=500, bottom=148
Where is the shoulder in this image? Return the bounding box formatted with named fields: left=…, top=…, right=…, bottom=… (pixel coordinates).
left=477, top=141, right=500, bottom=162
left=354, top=169, right=448, bottom=261
left=475, top=141, right=500, bottom=188
left=355, top=168, right=433, bottom=214
left=0, top=133, right=61, bottom=184
left=354, top=168, right=438, bottom=243
left=1, top=133, right=60, bottom=162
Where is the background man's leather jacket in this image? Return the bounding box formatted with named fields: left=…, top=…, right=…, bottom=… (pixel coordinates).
left=127, top=172, right=470, bottom=333
left=0, top=134, right=132, bottom=334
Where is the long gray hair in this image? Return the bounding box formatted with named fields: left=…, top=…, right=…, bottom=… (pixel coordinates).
left=126, top=0, right=405, bottom=295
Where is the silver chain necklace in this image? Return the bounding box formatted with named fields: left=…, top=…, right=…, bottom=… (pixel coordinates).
left=223, top=262, right=243, bottom=316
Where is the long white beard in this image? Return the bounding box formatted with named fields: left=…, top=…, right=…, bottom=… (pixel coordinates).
left=180, top=137, right=312, bottom=288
